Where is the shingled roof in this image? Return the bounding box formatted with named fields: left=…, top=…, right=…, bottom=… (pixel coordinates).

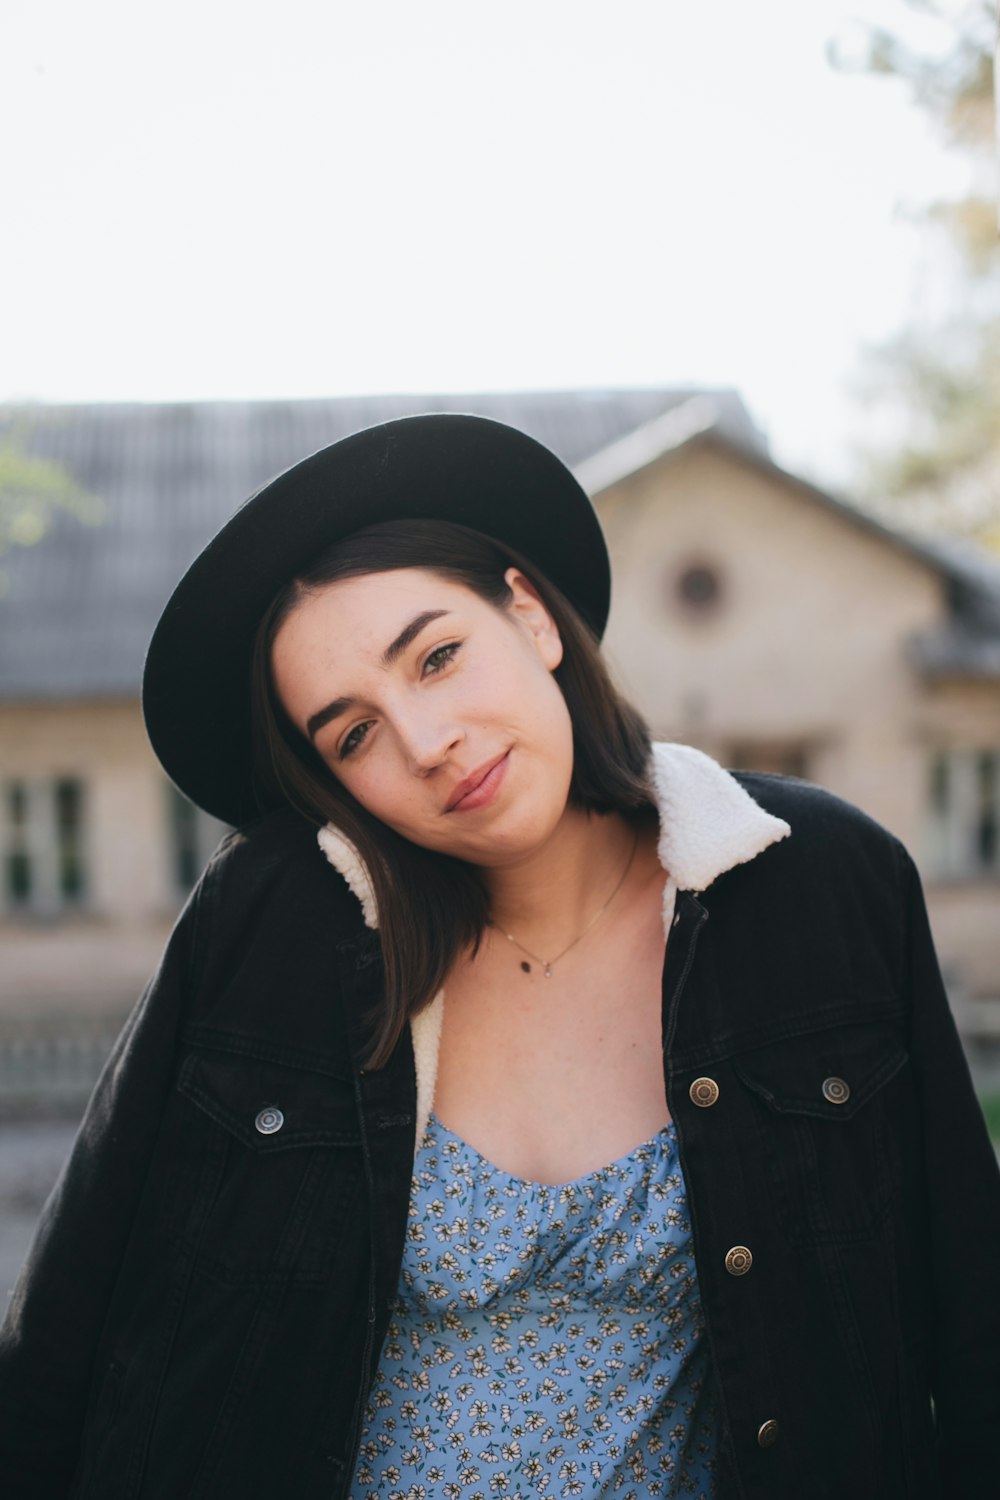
left=0, top=389, right=763, bottom=699
left=2, top=387, right=999, bottom=698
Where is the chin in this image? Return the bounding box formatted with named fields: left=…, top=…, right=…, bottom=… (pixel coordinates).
left=471, top=804, right=571, bottom=867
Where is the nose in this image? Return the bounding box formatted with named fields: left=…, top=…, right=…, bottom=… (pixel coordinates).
left=397, top=708, right=465, bottom=777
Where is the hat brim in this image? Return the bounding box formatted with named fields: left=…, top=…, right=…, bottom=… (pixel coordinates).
left=142, top=413, right=611, bottom=826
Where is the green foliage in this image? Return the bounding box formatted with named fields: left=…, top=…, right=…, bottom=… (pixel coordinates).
left=0, top=427, right=105, bottom=561
left=978, top=1089, right=1000, bottom=1145
left=834, top=1, right=999, bottom=547
left=859, top=1, right=995, bottom=155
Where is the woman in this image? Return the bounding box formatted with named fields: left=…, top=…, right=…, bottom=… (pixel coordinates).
left=0, top=413, right=998, bottom=1500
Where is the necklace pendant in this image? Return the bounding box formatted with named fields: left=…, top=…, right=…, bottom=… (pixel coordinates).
left=544, top=965, right=553, bottom=978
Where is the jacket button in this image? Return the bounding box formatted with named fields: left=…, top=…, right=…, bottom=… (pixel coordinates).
left=254, top=1106, right=285, bottom=1135
left=822, top=1076, right=851, bottom=1104
left=724, top=1245, right=753, bottom=1276
left=689, top=1077, right=720, bottom=1108
left=757, top=1418, right=780, bottom=1448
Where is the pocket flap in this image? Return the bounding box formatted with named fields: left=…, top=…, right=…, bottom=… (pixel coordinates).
left=176, top=1049, right=361, bottom=1150
left=732, top=1021, right=908, bottom=1121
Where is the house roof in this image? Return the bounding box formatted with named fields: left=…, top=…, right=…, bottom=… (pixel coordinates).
left=1, top=388, right=998, bottom=700
left=0, top=389, right=763, bottom=700
left=576, top=399, right=1000, bottom=677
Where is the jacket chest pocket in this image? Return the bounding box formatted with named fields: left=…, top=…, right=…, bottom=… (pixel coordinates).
left=732, top=1019, right=909, bottom=1247
left=172, top=1049, right=365, bottom=1287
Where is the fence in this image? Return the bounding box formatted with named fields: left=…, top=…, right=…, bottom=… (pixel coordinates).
left=0, top=1015, right=122, bottom=1117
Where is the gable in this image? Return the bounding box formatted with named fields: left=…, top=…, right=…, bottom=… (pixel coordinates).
left=601, top=438, right=946, bottom=606
left=597, top=439, right=947, bottom=731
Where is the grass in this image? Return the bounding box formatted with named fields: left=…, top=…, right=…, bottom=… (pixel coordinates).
left=978, top=1091, right=1000, bottom=1145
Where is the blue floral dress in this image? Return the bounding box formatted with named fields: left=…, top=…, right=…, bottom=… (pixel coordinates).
left=349, top=1111, right=718, bottom=1499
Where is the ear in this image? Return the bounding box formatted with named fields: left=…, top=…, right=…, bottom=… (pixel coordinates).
left=503, top=567, right=564, bottom=671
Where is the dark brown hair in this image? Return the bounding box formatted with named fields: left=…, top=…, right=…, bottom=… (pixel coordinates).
left=250, top=519, right=652, bottom=1068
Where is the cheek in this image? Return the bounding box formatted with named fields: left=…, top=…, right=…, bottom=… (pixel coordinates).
left=529, top=667, right=575, bottom=744
left=328, top=652, right=571, bottom=818
left=340, top=763, right=414, bottom=825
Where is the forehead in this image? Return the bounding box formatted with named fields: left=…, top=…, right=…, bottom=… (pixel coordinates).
left=287, top=566, right=476, bottom=629
left=271, top=567, right=483, bottom=675
left=270, top=566, right=501, bottom=731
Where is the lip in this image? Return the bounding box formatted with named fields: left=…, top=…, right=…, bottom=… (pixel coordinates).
left=445, top=751, right=510, bottom=813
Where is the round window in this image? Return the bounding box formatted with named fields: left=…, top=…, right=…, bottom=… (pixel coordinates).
left=674, top=562, right=722, bottom=611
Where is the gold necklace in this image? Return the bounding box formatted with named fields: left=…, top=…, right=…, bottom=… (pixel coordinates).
left=490, top=828, right=639, bottom=977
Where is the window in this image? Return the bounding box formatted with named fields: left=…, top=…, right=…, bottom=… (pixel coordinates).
left=55, top=779, right=86, bottom=900
left=167, top=785, right=229, bottom=896
left=976, top=753, right=998, bottom=866
left=1, top=777, right=88, bottom=916
left=671, top=560, right=724, bottom=614
left=927, top=749, right=1000, bottom=878
left=728, top=742, right=810, bottom=780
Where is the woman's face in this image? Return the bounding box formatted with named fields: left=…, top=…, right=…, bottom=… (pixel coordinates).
left=270, top=566, right=576, bottom=868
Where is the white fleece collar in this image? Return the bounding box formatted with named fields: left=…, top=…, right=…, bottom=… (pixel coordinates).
left=317, top=742, right=791, bottom=1145
left=645, top=741, right=790, bottom=893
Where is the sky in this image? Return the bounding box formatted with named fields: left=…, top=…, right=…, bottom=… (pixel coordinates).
left=2, top=0, right=970, bottom=487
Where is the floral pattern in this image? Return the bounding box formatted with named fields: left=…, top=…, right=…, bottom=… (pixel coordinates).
left=350, top=1113, right=717, bottom=1500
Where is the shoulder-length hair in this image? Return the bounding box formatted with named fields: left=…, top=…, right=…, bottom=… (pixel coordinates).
left=250, top=518, right=652, bottom=1069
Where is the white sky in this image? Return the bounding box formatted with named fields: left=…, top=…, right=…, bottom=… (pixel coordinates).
left=2, top=0, right=968, bottom=486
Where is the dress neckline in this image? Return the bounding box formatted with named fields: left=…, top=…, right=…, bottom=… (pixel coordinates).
left=425, top=1110, right=676, bottom=1192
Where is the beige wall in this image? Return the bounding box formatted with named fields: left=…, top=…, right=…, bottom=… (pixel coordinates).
left=598, top=441, right=945, bottom=841
left=926, top=883, right=1000, bottom=1000
left=596, top=439, right=1000, bottom=1002
left=0, top=701, right=180, bottom=1019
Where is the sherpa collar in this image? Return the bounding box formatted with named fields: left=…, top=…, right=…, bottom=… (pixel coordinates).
left=317, top=742, right=791, bottom=1145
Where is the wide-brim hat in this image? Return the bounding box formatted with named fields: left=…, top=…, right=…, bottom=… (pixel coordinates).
left=142, top=413, right=611, bottom=827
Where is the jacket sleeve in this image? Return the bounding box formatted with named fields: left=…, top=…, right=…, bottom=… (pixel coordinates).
left=0, top=858, right=215, bottom=1496
left=897, top=843, right=1000, bottom=1492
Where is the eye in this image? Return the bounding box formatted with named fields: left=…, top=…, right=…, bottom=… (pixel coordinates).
left=423, top=641, right=461, bottom=675
left=338, top=720, right=374, bottom=760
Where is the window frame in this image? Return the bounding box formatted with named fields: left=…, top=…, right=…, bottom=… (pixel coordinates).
left=166, top=783, right=229, bottom=899
left=1, top=775, right=90, bottom=919
left=926, top=748, right=1000, bottom=881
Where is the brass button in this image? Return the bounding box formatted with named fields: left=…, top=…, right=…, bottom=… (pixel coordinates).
left=822, top=1076, right=850, bottom=1105
left=724, top=1245, right=753, bottom=1276
left=689, top=1076, right=720, bottom=1108
left=757, top=1418, right=780, bottom=1448
left=254, top=1105, right=284, bottom=1135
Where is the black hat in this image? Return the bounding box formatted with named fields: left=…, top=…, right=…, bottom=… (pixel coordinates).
left=142, top=413, right=611, bottom=826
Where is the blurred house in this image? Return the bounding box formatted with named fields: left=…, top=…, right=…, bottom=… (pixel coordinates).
left=1, top=391, right=999, bottom=1091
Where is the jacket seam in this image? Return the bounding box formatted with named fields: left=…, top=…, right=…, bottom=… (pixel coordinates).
left=667, top=1000, right=905, bottom=1071
left=178, top=1023, right=355, bottom=1081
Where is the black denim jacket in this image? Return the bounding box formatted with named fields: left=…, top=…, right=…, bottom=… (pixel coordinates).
left=1, top=762, right=998, bottom=1500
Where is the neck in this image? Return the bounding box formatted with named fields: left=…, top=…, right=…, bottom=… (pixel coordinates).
left=481, top=804, right=654, bottom=955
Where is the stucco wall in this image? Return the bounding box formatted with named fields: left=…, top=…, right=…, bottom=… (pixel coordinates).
left=0, top=701, right=179, bottom=1019
left=596, top=440, right=1000, bottom=1001
left=599, top=442, right=945, bottom=839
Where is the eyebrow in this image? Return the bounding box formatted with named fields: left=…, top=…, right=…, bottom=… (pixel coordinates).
left=380, top=609, right=451, bottom=669
left=305, top=609, right=452, bottom=742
